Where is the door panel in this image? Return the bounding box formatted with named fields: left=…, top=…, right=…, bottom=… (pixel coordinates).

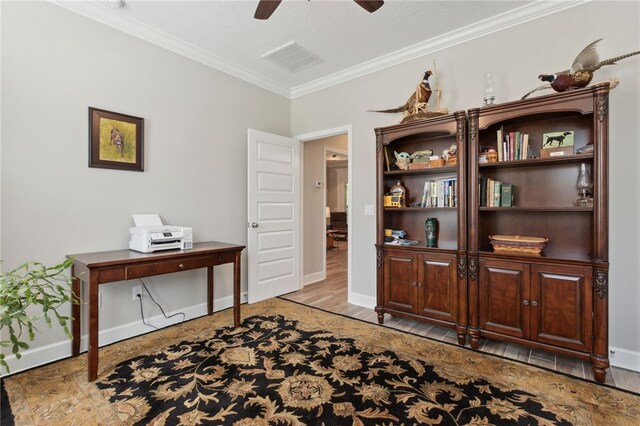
left=248, top=129, right=300, bottom=303
left=417, top=253, right=456, bottom=321
left=383, top=251, right=416, bottom=313
left=479, top=259, right=530, bottom=339
left=531, top=265, right=593, bottom=351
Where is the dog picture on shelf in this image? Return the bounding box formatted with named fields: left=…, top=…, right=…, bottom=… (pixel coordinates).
left=541, top=130, right=574, bottom=157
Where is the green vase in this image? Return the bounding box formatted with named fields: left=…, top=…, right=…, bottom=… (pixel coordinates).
left=425, top=218, right=438, bottom=247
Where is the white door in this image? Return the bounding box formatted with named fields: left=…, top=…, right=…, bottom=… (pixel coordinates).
left=247, top=129, right=300, bottom=303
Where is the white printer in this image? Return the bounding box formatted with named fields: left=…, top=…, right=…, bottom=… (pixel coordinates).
left=129, top=214, right=193, bottom=253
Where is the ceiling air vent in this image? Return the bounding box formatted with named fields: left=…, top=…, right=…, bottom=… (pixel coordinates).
left=262, top=42, right=323, bottom=73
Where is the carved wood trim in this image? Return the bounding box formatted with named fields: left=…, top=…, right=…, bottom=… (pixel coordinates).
left=376, top=134, right=383, bottom=153
left=595, top=270, right=608, bottom=298
left=469, top=118, right=477, bottom=146
left=456, top=120, right=464, bottom=144
left=596, top=95, right=608, bottom=123
left=376, top=247, right=383, bottom=269
left=468, top=257, right=478, bottom=281
left=457, top=256, right=467, bottom=280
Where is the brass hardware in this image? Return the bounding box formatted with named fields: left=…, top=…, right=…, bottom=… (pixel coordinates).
left=523, top=299, right=529, bottom=306
left=179, top=264, right=184, bottom=269
left=531, top=300, right=538, bottom=307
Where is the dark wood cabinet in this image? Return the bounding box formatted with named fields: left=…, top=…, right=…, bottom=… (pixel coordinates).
left=375, top=112, right=468, bottom=346
left=373, top=84, right=610, bottom=381
left=468, top=83, right=610, bottom=382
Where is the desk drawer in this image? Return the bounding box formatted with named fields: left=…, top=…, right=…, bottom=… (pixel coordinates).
left=125, top=256, right=212, bottom=280
left=213, top=251, right=236, bottom=265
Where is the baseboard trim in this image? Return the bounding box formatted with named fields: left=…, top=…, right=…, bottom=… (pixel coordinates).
left=1, top=292, right=245, bottom=376
left=610, top=346, right=640, bottom=372
left=348, top=292, right=376, bottom=309
left=303, top=271, right=326, bottom=286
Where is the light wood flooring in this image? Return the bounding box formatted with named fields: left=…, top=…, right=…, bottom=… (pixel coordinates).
left=282, top=241, right=640, bottom=394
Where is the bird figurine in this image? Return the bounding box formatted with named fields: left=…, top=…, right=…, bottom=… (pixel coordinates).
left=522, top=39, right=640, bottom=99
left=371, top=70, right=433, bottom=116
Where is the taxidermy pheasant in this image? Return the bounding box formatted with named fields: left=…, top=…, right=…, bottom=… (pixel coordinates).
left=522, top=39, right=640, bottom=99
left=372, top=70, right=433, bottom=116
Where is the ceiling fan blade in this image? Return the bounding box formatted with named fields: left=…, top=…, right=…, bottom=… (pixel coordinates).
left=254, top=0, right=282, bottom=20
left=354, top=0, right=384, bottom=13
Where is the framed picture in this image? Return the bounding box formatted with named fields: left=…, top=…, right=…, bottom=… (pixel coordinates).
left=89, top=107, right=144, bottom=171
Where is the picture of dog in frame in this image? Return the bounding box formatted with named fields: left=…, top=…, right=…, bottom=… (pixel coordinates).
left=542, top=131, right=574, bottom=148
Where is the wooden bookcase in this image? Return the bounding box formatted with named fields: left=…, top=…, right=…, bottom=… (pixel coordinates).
left=467, top=83, right=610, bottom=382
left=375, top=112, right=468, bottom=345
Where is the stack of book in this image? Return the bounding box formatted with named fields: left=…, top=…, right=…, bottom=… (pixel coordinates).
left=497, top=128, right=529, bottom=162
left=479, top=178, right=513, bottom=207
left=420, top=177, right=457, bottom=207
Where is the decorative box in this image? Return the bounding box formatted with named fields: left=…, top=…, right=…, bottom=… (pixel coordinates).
left=489, top=234, right=548, bottom=254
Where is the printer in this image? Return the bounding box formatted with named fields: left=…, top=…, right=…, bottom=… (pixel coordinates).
left=129, top=214, right=193, bottom=253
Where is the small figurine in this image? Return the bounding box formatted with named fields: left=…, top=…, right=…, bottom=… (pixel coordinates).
left=394, top=151, right=411, bottom=170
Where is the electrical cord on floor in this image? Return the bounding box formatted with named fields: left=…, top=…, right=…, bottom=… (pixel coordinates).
left=136, top=279, right=186, bottom=329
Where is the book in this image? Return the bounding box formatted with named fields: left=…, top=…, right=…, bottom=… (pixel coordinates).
left=479, top=178, right=486, bottom=207
left=421, top=181, right=430, bottom=207
left=501, top=183, right=513, bottom=207
left=497, top=128, right=503, bottom=162
left=522, top=134, right=529, bottom=160
left=430, top=181, right=438, bottom=207
left=488, top=179, right=494, bottom=207
left=494, top=181, right=502, bottom=207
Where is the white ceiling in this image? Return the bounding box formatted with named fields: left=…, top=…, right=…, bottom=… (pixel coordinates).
left=54, top=0, right=586, bottom=98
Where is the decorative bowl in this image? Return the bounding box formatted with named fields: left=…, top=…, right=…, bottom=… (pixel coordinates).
left=489, top=234, right=548, bottom=254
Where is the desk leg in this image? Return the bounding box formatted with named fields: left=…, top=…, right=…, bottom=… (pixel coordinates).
left=88, top=275, right=99, bottom=382
left=207, top=266, right=214, bottom=315
left=71, top=266, right=81, bottom=358
left=234, top=251, right=241, bottom=327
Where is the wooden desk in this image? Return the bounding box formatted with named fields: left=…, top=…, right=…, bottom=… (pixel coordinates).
left=67, top=241, right=245, bottom=382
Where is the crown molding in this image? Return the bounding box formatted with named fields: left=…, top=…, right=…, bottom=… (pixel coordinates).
left=50, top=0, right=290, bottom=98
left=290, top=0, right=590, bottom=99
left=50, top=0, right=588, bottom=100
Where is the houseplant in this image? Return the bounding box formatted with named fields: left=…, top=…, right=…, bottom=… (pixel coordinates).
left=0, top=258, right=80, bottom=372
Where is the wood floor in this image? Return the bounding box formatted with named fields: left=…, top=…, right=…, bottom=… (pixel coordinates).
left=282, top=242, right=640, bottom=394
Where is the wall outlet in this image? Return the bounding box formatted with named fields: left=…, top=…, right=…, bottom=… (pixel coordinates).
left=132, top=286, right=142, bottom=301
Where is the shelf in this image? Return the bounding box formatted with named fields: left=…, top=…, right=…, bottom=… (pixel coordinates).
left=477, top=250, right=593, bottom=264
left=479, top=207, right=593, bottom=212
left=384, top=166, right=457, bottom=176
left=385, top=207, right=456, bottom=212
left=478, top=153, right=593, bottom=169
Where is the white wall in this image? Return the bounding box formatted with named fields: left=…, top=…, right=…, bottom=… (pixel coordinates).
left=291, top=1, right=640, bottom=369
left=1, top=2, right=290, bottom=372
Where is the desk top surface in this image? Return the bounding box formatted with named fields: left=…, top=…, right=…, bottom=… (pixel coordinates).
left=67, top=241, right=245, bottom=268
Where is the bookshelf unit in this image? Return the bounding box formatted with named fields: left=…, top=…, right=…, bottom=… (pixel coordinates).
left=467, top=83, right=610, bottom=382
left=375, top=112, right=468, bottom=345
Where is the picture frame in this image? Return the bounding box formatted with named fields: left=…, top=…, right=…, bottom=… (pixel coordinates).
left=89, top=107, right=144, bottom=171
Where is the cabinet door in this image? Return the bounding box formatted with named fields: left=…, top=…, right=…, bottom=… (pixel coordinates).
left=383, top=250, right=416, bottom=313
left=416, top=252, right=457, bottom=322
left=530, top=265, right=593, bottom=351
left=479, top=259, right=530, bottom=339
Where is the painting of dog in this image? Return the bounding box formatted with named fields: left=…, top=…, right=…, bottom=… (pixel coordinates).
left=89, top=107, right=144, bottom=171
left=542, top=131, right=574, bottom=148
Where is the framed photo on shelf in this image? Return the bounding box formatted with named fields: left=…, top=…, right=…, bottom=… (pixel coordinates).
left=89, top=107, right=144, bottom=171
left=541, top=130, right=574, bottom=158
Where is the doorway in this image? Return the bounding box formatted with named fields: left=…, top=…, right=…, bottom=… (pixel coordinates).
left=295, top=126, right=352, bottom=301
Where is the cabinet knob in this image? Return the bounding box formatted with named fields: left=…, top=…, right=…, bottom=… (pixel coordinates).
left=411, top=281, right=417, bottom=287
left=522, top=299, right=530, bottom=306
left=179, top=263, right=184, bottom=269
left=531, top=300, right=538, bottom=307
left=417, top=282, right=423, bottom=288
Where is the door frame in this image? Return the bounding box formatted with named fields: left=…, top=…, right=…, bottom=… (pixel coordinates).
left=295, top=125, right=353, bottom=302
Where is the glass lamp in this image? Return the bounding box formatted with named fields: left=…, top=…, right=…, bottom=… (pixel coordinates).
left=574, top=163, right=594, bottom=207
left=483, top=72, right=496, bottom=106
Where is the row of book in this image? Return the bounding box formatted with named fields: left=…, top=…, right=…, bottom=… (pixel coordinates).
left=420, top=177, right=457, bottom=208
left=479, top=178, right=513, bottom=207
left=496, top=128, right=529, bottom=162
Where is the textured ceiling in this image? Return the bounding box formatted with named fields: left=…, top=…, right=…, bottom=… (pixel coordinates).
left=54, top=0, right=583, bottom=97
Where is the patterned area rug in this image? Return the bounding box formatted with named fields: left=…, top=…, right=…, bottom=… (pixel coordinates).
left=2, top=298, right=640, bottom=425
